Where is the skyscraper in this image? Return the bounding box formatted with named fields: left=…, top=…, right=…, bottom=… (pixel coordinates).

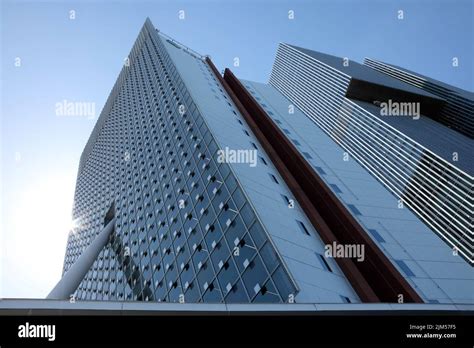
left=268, top=44, right=473, bottom=265
left=52, top=18, right=473, bottom=306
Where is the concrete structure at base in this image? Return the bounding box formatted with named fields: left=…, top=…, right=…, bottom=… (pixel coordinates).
left=53, top=18, right=473, bottom=307
left=47, top=219, right=116, bottom=300
left=1, top=299, right=473, bottom=315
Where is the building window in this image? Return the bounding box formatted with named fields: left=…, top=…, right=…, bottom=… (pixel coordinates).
left=296, top=220, right=310, bottom=236
left=347, top=204, right=361, bottom=216
left=395, top=260, right=415, bottom=277
left=269, top=173, right=279, bottom=184
left=302, top=151, right=312, bottom=159
left=281, top=194, right=290, bottom=205
left=340, top=295, right=351, bottom=303
left=316, top=253, right=332, bottom=272
left=330, top=184, right=342, bottom=193
left=314, top=166, right=326, bottom=175
left=368, top=229, right=385, bottom=243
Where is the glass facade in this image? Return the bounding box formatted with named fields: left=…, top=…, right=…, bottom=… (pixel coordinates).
left=63, top=20, right=297, bottom=303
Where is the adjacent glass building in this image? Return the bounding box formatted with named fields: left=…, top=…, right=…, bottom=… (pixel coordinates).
left=59, top=19, right=474, bottom=306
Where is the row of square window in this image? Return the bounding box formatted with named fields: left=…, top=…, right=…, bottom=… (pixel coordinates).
left=69, top=44, right=206, bottom=258
left=71, top=38, right=296, bottom=302
left=78, top=232, right=286, bottom=304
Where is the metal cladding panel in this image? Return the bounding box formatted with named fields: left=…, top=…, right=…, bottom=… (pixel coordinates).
left=242, top=79, right=474, bottom=304
left=222, top=69, right=425, bottom=303
left=161, top=38, right=361, bottom=303
left=269, top=43, right=473, bottom=265
left=364, top=57, right=474, bottom=139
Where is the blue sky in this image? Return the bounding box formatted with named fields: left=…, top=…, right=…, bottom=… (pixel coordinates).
left=1, top=0, right=472, bottom=298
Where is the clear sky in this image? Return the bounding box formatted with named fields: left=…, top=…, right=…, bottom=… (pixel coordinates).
left=1, top=0, right=472, bottom=298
